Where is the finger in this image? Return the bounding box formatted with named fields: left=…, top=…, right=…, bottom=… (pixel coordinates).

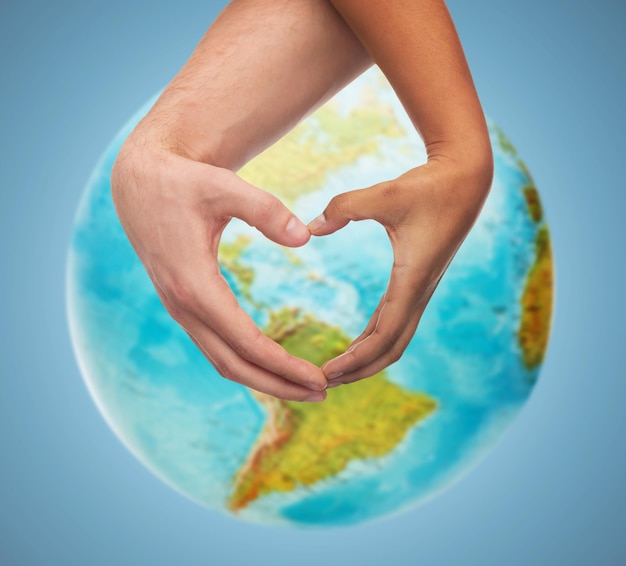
left=345, top=292, right=386, bottom=353
left=156, top=279, right=327, bottom=401
left=221, top=173, right=311, bottom=247
left=164, top=267, right=328, bottom=392
left=307, top=185, right=385, bottom=236
left=327, top=309, right=422, bottom=387
left=322, top=262, right=426, bottom=378
left=323, top=291, right=386, bottom=383
left=183, top=322, right=327, bottom=403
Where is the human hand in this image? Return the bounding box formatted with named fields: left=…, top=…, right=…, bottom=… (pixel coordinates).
left=308, top=159, right=492, bottom=387
left=111, top=138, right=328, bottom=402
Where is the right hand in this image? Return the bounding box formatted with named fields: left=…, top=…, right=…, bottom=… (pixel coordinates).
left=111, top=137, right=328, bottom=402
left=107, top=0, right=373, bottom=404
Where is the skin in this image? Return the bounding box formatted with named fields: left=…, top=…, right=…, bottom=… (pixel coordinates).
left=314, top=0, right=494, bottom=386
left=111, top=0, right=493, bottom=401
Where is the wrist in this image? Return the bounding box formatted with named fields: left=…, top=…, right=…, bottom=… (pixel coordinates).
left=125, top=99, right=212, bottom=164
left=426, top=136, right=494, bottom=195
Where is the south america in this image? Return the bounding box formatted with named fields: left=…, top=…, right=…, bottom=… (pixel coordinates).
left=228, top=308, right=437, bottom=511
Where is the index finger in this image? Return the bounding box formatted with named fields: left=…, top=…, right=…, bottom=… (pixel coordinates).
left=322, top=260, right=430, bottom=380
left=175, top=268, right=328, bottom=392
left=182, top=317, right=327, bottom=402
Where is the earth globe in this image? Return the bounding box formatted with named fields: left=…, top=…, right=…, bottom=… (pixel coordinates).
left=67, top=66, right=553, bottom=528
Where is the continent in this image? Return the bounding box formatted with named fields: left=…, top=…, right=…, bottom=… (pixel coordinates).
left=228, top=308, right=437, bottom=511
left=522, top=184, right=543, bottom=223
left=518, top=225, right=553, bottom=369
left=237, top=91, right=406, bottom=207
left=218, top=235, right=257, bottom=305
left=492, top=122, right=518, bottom=159
left=493, top=123, right=554, bottom=370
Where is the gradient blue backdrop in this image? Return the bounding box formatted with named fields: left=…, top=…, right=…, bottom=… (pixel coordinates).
left=1, top=1, right=624, bottom=564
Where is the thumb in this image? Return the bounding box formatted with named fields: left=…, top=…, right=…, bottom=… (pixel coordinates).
left=308, top=187, right=379, bottom=237
left=223, top=175, right=310, bottom=247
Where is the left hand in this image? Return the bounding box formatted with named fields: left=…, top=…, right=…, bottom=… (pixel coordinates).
left=308, top=158, right=492, bottom=387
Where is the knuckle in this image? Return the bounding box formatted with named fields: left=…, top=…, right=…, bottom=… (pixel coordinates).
left=155, top=285, right=188, bottom=322
left=346, top=348, right=360, bottom=365
left=373, top=328, right=400, bottom=350
left=214, top=360, right=238, bottom=382
left=255, top=193, right=282, bottom=225
left=161, top=297, right=183, bottom=321
left=329, top=193, right=350, bottom=216
left=389, top=346, right=405, bottom=364
left=232, top=330, right=262, bottom=361
left=232, top=340, right=253, bottom=361
left=167, top=278, right=200, bottom=312
left=273, top=389, right=295, bottom=402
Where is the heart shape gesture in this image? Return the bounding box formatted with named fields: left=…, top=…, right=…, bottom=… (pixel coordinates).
left=309, top=161, right=491, bottom=388
left=112, top=146, right=329, bottom=402
left=111, top=0, right=494, bottom=402
left=112, top=140, right=491, bottom=402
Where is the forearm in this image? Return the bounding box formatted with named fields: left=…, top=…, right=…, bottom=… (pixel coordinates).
left=311, top=2, right=495, bottom=385
left=128, top=0, right=370, bottom=171
left=328, top=0, right=493, bottom=185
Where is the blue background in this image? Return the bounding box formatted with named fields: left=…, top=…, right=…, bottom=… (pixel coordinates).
left=1, top=0, right=623, bottom=564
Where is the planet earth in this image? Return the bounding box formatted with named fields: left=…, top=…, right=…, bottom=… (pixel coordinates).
left=67, top=66, right=553, bottom=527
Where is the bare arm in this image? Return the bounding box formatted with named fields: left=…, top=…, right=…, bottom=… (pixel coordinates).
left=137, top=0, right=371, bottom=170
left=327, top=0, right=492, bottom=167
left=309, top=0, right=494, bottom=385
left=111, top=0, right=371, bottom=401
left=111, top=0, right=492, bottom=398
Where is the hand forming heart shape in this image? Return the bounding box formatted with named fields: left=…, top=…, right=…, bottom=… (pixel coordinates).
left=107, top=0, right=495, bottom=403
left=112, top=131, right=492, bottom=403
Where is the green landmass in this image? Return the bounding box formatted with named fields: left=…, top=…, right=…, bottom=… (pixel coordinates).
left=518, top=225, right=553, bottom=369
left=492, top=123, right=518, bottom=159
left=228, top=308, right=437, bottom=511
left=218, top=235, right=257, bottom=305
left=262, top=307, right=347, bottom=366
left=523, top=185, right=543, bottom=223
left=492, top=123, right=535, bottom=185
left=493, top=123, right=553, bottom=370
left=237, top=96, right=406, bottom=207
left=281, top=247, right=303, bottom=267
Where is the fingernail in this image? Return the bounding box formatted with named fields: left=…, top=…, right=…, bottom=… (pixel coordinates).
left=327, top=371, right=344, bottom=380
left=327, top=381, right=342, bottom=389
left=304, top=391, right=326, bottom=403
left=307, top=213, right=326, bottom=233
left=285, top=216, right=308, bottom=239
left=309, top=379, right=327, bottom=391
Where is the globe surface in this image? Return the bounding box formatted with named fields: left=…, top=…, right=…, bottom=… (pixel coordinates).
left=67, top=67, right=553, bottom=527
